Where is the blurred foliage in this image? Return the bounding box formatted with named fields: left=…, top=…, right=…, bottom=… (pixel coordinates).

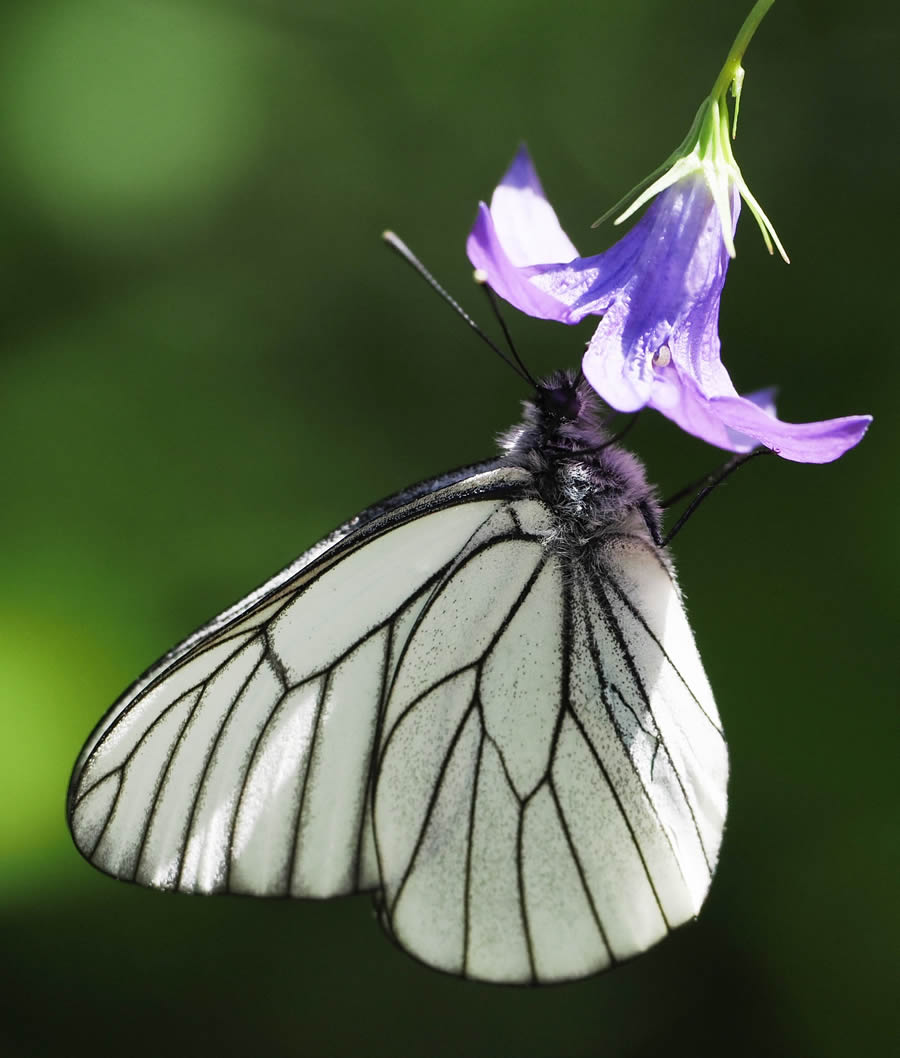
left=1, top=0, right=896, bottom=1055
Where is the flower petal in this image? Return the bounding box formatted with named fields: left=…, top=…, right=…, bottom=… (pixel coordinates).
left=652, top=371, right=872, bottom=462
left=717, top=386, right=777, bottom=450
left=466, top=203, right=574, bottom=322
left=487, top=145, right=579, bottom=266
left=581, top=302, right=657, bottom=412
left=527, top=215, right=651, bottom=323
left=712, top=398, right=872, bottom=463
left=467, top=145, right=872, bottom=464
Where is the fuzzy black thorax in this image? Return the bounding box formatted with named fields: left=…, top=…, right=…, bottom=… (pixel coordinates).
left=499, top=370, right=661, bottom=546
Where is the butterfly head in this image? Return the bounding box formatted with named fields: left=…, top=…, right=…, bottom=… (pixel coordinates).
left=536, top=375, right=582, bottom=424
left=532, top=370, right=614, bottom=449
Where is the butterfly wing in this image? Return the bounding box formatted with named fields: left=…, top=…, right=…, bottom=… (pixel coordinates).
left=373, top=501, right=727, bottom=983
left=67, top=461, right=528, bottom=899
left=69, top=465, right=725, bottom=985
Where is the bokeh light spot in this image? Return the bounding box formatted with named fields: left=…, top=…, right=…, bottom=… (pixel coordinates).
left=0, top=0, right=267, bottom=241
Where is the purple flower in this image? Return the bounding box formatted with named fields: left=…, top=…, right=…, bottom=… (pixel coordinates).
left=467, top=146, right=871, bottom=463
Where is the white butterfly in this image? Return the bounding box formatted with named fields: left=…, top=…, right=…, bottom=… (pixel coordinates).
left=67, top=368, right=726, bottom=985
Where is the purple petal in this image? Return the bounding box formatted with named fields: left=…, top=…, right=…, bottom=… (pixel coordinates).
left=651, top=370, right=872, bottom=462
left=581, top=301, right=657, bottom=412
left=718, top=386, right=777, bottom=450
left=467, top=146, right=671, bottom=328
left=742, top=387, right=778, bottom=416
left=467, top=203, right=575, bottom=322
left=466, top=147, right=873, bottom=463
left=487, top=145, right=579, bottom=266
left=713, top=398, right=872, bottom=463
left=578, top=177, right=738, bottom=415
left=527, top=213, right=654, bottom=323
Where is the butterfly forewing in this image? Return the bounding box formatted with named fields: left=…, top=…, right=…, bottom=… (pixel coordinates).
left=68, top=465, right=524, bottom=898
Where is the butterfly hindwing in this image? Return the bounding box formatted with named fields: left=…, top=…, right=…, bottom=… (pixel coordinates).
left=373, top=508, right=727, bottom=984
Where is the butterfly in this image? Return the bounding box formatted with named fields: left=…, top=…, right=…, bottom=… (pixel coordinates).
left=67, top=241, right=729, bottom=986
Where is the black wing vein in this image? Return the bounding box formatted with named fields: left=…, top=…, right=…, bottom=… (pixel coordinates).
left=585, top=565, right=713, bottom=872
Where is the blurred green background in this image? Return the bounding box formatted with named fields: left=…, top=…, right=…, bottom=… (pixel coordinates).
left=2, top=0, right=896, bottom=1054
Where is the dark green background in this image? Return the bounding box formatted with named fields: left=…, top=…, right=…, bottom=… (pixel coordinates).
left=2, top=1, right=896, bottom=1055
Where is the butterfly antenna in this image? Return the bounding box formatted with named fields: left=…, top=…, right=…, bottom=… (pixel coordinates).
left=382, top=230, right=533, bottom=386
left=473, top=272, right=539, bottom=389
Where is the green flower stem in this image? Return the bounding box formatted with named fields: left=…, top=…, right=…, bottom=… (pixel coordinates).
left=710, top=0, right=776, bottom=103
left=593, top=0, right=787, bottom=263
